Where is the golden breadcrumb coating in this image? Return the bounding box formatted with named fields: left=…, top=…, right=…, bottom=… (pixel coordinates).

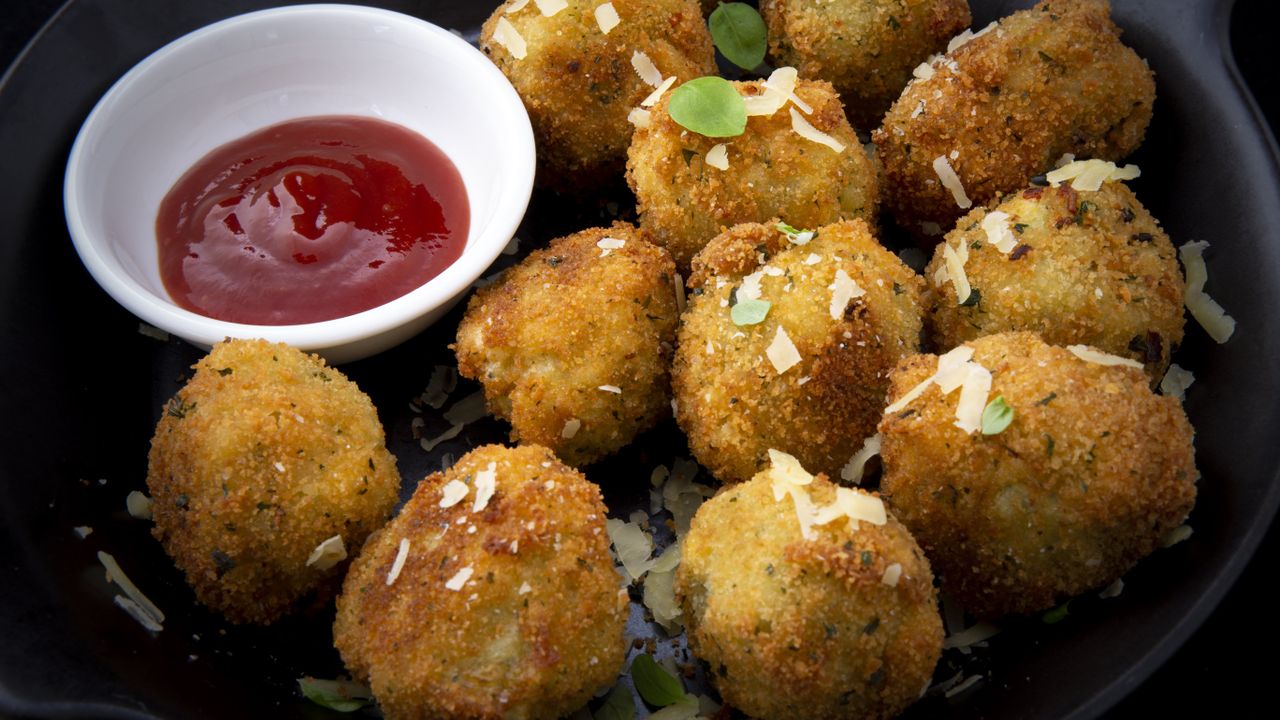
left=333, top=444, right=628, bottom=720
left=873, top=0, right=1155, bottom=235
left=628, top=78, right=879, bottom=268
left=480, top=0, right=714, bottom=186
left=678, top=469, right=942, bottom=720
left=761, top=0, right=972, bottom=128
left=146, top=339, right=399, bottom=624
left=673, top=219, right=923, bottom=484
left=455, top=224, right=678, bottom=466
left=878, top=332, right=1197, bottom=618
left=926, top=181, right=1184, bottom=378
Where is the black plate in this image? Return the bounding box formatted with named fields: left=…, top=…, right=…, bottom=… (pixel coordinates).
left=2, top=1, right=1278, bottom=718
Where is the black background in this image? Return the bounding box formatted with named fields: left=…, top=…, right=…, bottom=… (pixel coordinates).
left=2, top=1, right=1276, bottom=717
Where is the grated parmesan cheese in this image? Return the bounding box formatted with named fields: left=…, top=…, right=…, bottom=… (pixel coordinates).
left=881, top=563, right=903, bottom=587
left=912, top=61, right=936, bottom=81
left=943, top=621, right=1000, bottom=650
left=643, top=542, right=683, bottom=631
left=981, top=210, right=1018, bottom=254
left=445, top=565, right=473, bottom=591
left=946, top=21, right=997, bottom=53
left=598, top=384, right=622, bottom=394
left=627, top=107, right=652, bottom=128
left=705, top=143, right=729, bottom=170
left=126, top=491, right=153, bottom=520
left=631, top=50, right=663, bottom=88
left=1159, top=363, right=1195, bottom=401
left=1163, top=524, right=1193, bottom=548
left=594, top=2, right=620, bottom=34
left=743, top=66, right=797, bottom=116
left=533, top=0, right=567, bottom=16
left=518, top=581, right=532, bottom=594
left=473, top=462, right=497, bottom=513
left=766, top=327, right=801, bottom=374
left=491, top=17, right=527, bottom=60
left=941, top=241, right=972, bottom=304
left=932, top=155, right=972, bottom=209
left=790, top=108, right=844, bottom=153
left=1067, top=344, right=1144, bottom=369
left=1046, top=159, right=1140, bottom=191
left=561, top=418, right=582, bottom=439
left=306, top=535, right=347, bottom=570
left=98, top=551, right=164, bottom=628
left=840, top=433, right=882, bottom=485
left=114, top=596, right=163, bottom=632
left=597, top=237, right=625, bottom=256
left=506, top=0, right=529, bottom=12
left=440, top=479, right=469, bottom=508
left=641, top=75, right=676, bottom=107
left=945, top=675, right=984, bottom=698
left=1099, top=578, right=1125, bottom=599
left=828, top=268, right=864, bottom=319
left=606, top=518, right=656, bottom=581
left=1180, top=241, right=1236, bottom=343
left=762, top=67, right=812, bottom=114
left=952, top=362, right=992, bottom=434
left=738, top=270, right=764, bottom=301
left=386, top=538, right=410, bottom=585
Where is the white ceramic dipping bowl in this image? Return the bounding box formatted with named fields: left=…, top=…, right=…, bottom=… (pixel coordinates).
left=64, top=4, right=534, bottom=364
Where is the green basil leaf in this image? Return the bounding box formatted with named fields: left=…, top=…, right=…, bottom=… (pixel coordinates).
left=709, top=2, right=768, bottom=71
left=594, top=683, right=636, bottom=720
left=981, top=395, right=1014, bottom=436
left=731, top=298, right=771, bottom=325
left=630, top=653, right=687, bottom=707
left=775, top=221, right=815, bottom=244
left=1042, top=600, right=1071, bottom=624
left=668, top=77, right=747, bottom=138
left=297, top=677, right=373, bottom=713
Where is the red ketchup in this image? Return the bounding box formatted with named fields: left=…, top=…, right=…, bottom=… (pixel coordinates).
left=156, top=116, right=468, bottom=325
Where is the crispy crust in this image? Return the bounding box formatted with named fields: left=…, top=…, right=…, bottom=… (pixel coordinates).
left=925, top=181, right=1185, bottom=378
left=627, top=78, right=879, bottom=269
left=673, top=219, right=923, bottom=484
left=333, top=444, right=628, bottom=720
left=761, top=0, right=972, bottom=128
left=454, top=223, right=678, bottom=466
left=146, top=339, right=400, bottom=624
left=677, top=471, right=942, bottom=720
left=878, top=332, right=1197, bottom=618
left=873, top=0, right=1155, bottom=235
left=480, top=0, right=715, bottom=187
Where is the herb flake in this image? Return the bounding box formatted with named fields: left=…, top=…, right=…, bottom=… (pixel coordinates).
left=981, top=396, right=1014, bottom=435
left=731, top=298, right=771, bottom=326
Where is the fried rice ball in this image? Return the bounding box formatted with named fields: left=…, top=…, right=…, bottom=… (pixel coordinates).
left=333, top=444, right=627, bottom=720
left=673, top=219, right=924, bottom=484
left=454, top=224, right=678, bottom=466
left=677, top=459, right=943, bottom=719
left=627, top=78, right=879, bottom=268
left=878, top=332, right=1197, bottom=618
left=925, top=180, right=1184, bottom=378
left=480, top=0, right=714, bottom=186
left=146, top=339, right=399, bottom=624
left=761, top=0, right=972, bottom=128
left=873, top=0, right=1155, bottom=235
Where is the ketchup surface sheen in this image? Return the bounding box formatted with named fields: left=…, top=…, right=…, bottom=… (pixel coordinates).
left=156, top=116, right=469, bottom=325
